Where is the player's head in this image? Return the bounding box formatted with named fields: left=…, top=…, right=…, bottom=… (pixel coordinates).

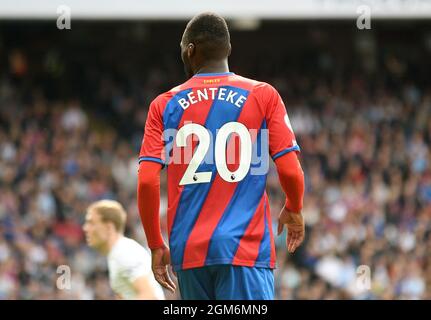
left=180, top=12, right=231, bottom=78
left=83, top=200, right=127, bottom=252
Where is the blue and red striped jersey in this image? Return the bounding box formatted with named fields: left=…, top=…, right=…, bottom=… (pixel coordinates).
left=139, top=72, right=300, bottom=271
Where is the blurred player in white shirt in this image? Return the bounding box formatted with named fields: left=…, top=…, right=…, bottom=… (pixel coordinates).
left=83, top=200, right=165, bottom=300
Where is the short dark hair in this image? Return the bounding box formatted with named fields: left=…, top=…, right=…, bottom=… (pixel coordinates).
left=183, top=12, right=230, bottom=59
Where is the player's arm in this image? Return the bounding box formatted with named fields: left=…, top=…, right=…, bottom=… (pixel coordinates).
left=274, top=152, right=305, bottom=253
left=137, top=162, right=175, bottom=293
left=137, top=161, right=164, bottom=250
left=137, top=98, right=176, bottom=293
left=275, top=152, right=304, bottom=214
left=132, top=274, right=163, bottom=300
left=263, top=84, right=305, bottom=253
left=116, top=249, right=165, bottom=300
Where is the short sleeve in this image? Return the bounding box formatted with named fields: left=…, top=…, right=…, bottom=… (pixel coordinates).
left=139, top=99, right=165, bottom=167
left=264, top=84, right=300, bottom=160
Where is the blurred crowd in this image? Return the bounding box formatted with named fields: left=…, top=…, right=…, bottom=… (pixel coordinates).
left=0, top=22, right=430, bottom=300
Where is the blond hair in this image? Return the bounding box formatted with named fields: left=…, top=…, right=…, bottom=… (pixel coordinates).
left=88, top=200, right=127, bottom=233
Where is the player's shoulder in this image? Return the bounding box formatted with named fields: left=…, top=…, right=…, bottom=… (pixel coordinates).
left=232, top=74, right=264, bottom=87
left=109, top=237, right=150, bottom=263
left=150, top=81, right=191, bottom=108
left=233, top=74, right=278, bottom=95
left=120, top=237, right=148, bottom=253
left=149, top=92, right=172, bottom=110
left=231, top=75, right=279, bottom=106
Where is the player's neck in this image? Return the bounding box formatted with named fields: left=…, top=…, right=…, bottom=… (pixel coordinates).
left=101, top=233, right=122, bottom=256
left=194, top=60, right=229, bottom=75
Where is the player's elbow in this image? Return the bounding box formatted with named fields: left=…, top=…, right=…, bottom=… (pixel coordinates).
left=278, top=165, right=304, bottom=186
left=138, top=172, right=157, bottom=190
left=137, top=162, right=161, bottom=190
left=275, top=152, right=304, bottom=185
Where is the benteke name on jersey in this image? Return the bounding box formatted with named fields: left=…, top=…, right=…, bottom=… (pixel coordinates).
left=177, top=87, right=247, bottom=110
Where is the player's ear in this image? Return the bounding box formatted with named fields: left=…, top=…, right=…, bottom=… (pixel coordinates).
left=187, top=43, right=195, bottom=58
left=227, top=43, right=232, bottom=57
